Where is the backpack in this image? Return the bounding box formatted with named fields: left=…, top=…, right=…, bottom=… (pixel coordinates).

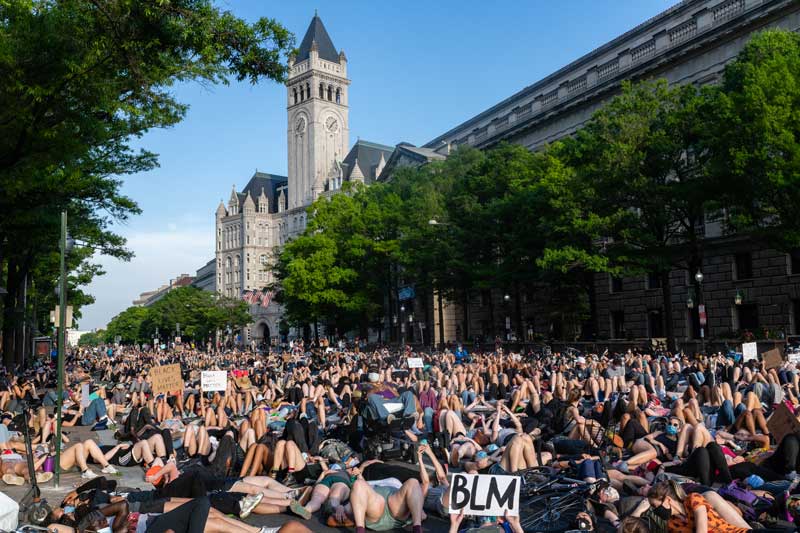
left=318, top=439, right=355, bottom=463
left=718, top=481, right=773, bottom=522
left=547, top=399, right=569, bottom=435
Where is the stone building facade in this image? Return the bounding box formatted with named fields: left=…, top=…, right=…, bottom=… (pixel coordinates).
left=421, top=0, right=800, bottom=345
left=214, top=14, right=398, bottom=345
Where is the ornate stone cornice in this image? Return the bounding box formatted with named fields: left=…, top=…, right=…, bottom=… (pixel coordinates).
left=425, top=0, right=798, bottom=150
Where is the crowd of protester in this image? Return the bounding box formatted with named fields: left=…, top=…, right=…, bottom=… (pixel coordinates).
left=2, top=338, right=800, bottom=532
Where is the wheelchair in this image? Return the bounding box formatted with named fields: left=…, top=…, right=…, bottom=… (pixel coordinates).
left=360, top=402, right=418, bottom=463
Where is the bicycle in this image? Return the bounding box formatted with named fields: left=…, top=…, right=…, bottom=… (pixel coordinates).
left=517, top=467, right=601, bottom=533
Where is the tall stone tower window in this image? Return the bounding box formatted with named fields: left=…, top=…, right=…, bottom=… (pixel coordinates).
left=335, top=88, right=341, bottom=103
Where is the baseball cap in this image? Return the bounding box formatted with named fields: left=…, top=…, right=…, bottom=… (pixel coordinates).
left=486, top=444, right=499, bottom=453
left=576, top=356, right=587, bottom=365
left=475, top=451, right=488, bottom=459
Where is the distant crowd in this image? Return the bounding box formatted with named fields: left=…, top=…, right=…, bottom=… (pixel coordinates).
left=2, top=339, right=800, bottom=532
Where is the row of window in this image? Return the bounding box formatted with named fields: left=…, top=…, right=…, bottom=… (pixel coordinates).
left=608, top=301, right=784, bottom=340
left=609, top=251, right=800, bottom=294
left=291, top=82, right=341, bottom=105
left=228, top=201, right=269, bottom=216
left=218, top=224, right=274, bottom=250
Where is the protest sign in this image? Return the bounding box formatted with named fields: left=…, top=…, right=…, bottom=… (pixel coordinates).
left=448, top=473, right=520, bottom=517
left=767, top=402, right=800, bottom=445
left=762, top=348, right=783, bottom=369
left=742, top=342, right=758, bottom=362
left=81, top=383, right=91, bottom=407
left=408, top=357, right=424, bottom=369
left=201, top=371, right=227, bottom=392
left=151, top=364, right=182, bottom=395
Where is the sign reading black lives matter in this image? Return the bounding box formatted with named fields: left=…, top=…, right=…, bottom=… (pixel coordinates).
left=448, top=473, right=520, bottom=517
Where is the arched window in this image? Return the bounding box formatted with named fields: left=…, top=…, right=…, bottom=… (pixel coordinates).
left=335, top=88, right=341, bottom=104
left=235, top=255, right=240, bottom=268
left=293, top=88, right=297, bottom=104
left=300, top=86, right=304, bottom=102
left=327, top=85, right=332, bottom=101
left=319, top=83, right=324, bottom=98
left=306, top=83, right=310, bottom=99
left=226, top=256, right=232, bottom=269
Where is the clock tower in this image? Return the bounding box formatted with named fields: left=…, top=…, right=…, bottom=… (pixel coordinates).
left=286, top=13, right=350, bottom=210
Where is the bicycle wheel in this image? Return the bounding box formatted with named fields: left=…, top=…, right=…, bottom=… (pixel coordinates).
left=520, top=494, right=586, bottom=533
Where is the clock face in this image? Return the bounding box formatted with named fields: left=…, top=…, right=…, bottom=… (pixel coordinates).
left=325, top=117, right=339, bottom=133
left=295, top=117, right=306, bottom=134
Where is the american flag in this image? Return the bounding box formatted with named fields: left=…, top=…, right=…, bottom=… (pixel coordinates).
left=249, top=290, right=261, bottom=304
left=260, top=290, right=273, bottom=308
left=241, top=290, right=250, bottom=302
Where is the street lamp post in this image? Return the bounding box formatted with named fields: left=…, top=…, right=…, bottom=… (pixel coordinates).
left=429, top=219, right=449, bottom=350
left=695, top=269, right=706, bottom=355
left=400, top=305, right=406, bottom=347
left=54, top=211, right=68, bottom=488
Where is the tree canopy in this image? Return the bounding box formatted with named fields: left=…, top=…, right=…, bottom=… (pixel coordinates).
left=106, top=287, right=250, bottom=346
left=0, top=0, right=294, bottom=365
left=273, top=30, right=800, bottom=347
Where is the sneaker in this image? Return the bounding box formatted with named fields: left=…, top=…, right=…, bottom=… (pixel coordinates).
left=239, top=493, right=263, bottom=519
left=2, top=473, right=24, bottom=486
left=82, top=469, right=99, bottom=479
left=36, top=472, right=53, bottom=484
left=386, top=414, right=396, bottom=424
left=613, top=461, right=630, bottom=475
left=289, top=500, right=311, bottom=520
left=101, top=465, right=118, bottom=475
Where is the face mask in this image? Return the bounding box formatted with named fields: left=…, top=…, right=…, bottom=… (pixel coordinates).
left=653, top=504, right=672, bottom=521
left=96, top=528, right=112, bottom=533
left=63, top=506, right=75, bottom=514
left=665, top=424, right=679, bottom=436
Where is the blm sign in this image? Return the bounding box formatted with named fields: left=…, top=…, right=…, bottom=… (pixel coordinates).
left=448, top=473, right=520, bottom=517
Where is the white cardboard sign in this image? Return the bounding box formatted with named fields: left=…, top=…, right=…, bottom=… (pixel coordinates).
left=81, top=383, right=91, bottom=407
left=201, top=371, right=228, bottom=392
left=408, top=357, right=424, bottom=369
left=742, top=342, right=758, bottom=362
left=448, top=473, right=520, bottom=517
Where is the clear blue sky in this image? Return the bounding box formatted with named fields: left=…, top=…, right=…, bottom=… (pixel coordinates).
left=80, top=0, right=678, bottom=330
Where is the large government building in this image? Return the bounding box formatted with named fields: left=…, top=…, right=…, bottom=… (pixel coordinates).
left=211, top=0, right=800, bottom=348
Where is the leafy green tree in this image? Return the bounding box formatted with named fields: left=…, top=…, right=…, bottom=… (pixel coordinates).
left=539, top=80, right=714, bottom=349
left=0, top=0, right=294, bottom=365
left=105, top=306, right=149, bottom=345
left=274, top=183, right=398, bottom=338
left=708, top=30, right=800, bottom=249
left=142, top=287, right=250, bottom=344
left=78, top=330, right=105, bottom=347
